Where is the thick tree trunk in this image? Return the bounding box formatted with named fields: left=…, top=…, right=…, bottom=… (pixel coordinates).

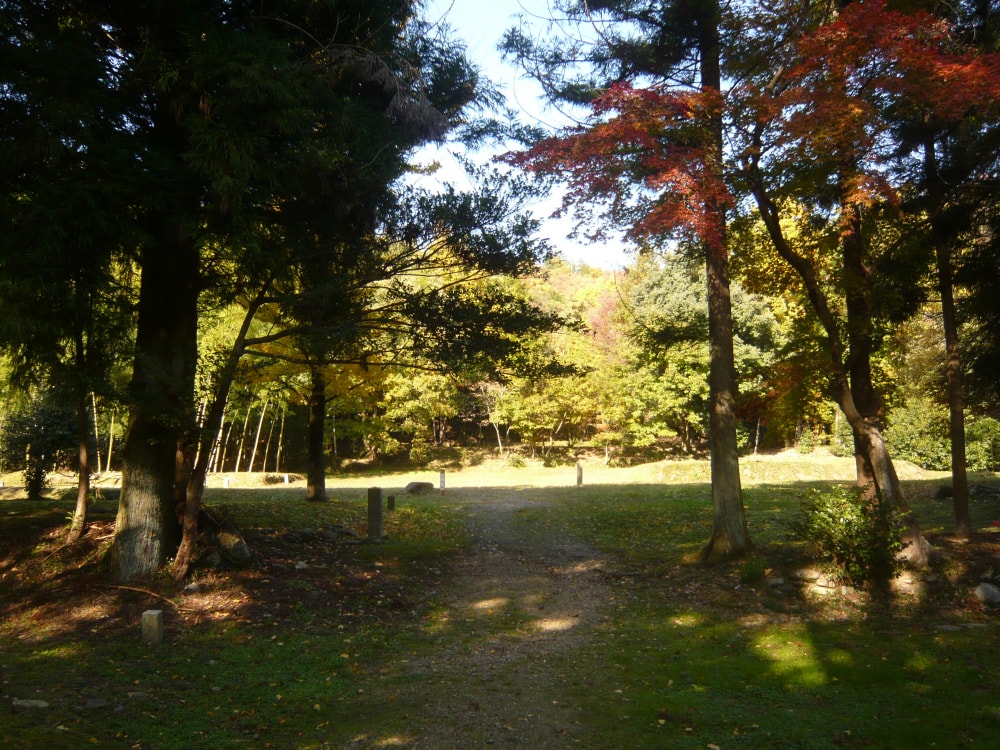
left=66, top=388, right=91, bottom=544
left=306, top=366, right=328, bottom=502
left=111, top=230, right=198, bottom=582
left=698, top=2, right=751, bottom=562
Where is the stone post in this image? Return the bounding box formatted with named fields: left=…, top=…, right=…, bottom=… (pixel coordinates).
left=576, top=461, right=583, bottom=487
left=142, top=609, right=163, bottom=644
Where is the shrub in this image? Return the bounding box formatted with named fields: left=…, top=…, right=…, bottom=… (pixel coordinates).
left=885, top=396, right=950, bottom=470
left=793, top=485, right=904, bottom=588
left=739, top=556, right=767, bottom=585
left=1, top=399, right=78, bottom=500
left=504, top=452, right=526, bottom=468
left=797, top=427, right=815, bottom=454
left=829, top=409, right=854, bottom=458
left=408, top=439, right=432, bottom=466
left=967, top=417, right=1000, bottom=472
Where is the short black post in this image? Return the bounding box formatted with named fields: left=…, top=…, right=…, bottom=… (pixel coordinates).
left=367, top=487, right=383, bottom=539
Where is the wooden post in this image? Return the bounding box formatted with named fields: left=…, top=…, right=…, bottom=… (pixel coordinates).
left=367, top=487, right=383, bottom=540
left=576, top=461, right=583, bottom=487
left=142, top=609, right=163, bottom=644
left=387, top=495, right=396, bottom=511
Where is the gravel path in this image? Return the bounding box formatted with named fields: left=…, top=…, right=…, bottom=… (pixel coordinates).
left=394, top=491, right=614, bottom=748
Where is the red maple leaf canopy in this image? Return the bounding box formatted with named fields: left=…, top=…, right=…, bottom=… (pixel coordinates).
left=508, top=81, right=733, bottom=250
left=778, top=0, right=1000, bottom=208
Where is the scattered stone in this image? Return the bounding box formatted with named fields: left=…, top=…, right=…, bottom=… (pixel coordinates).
left=13, top=699, right=49, bottom=709
left=83, top=697, right=108, bottom=710
left=294, top=561, right=308, bottom=570
left=217, top=526, right=253, bottom=566
left=182, top=582, right=202, bottom=593
left=404, top=481, right=434, bottom=494
left=935, top=624, right=962, bottom=632
left=197, top=550, right=223, bottom=569
left=128, top=691, right=151, bottom=701
left=765, top=577, right=785, bottom=587
left=319, top=526, right=356, bottom=542
left=815, top=576, right=837, bottom=589
left=790, top=567, right=822, bottom=583
left=974, top=582, right=1000, bottom=607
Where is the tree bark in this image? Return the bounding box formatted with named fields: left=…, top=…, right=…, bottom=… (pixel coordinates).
left=247, top=399, right=268, bottom=473
left=697, top=1, right=751, bottom=562
left=306, top=366, right=328, bottom=501
left=924, top=138, right=971, bottom=537
left=111, top=225, right=198, bottom=582
left=744, top=156, right=928, bottom=567
left=172, top=292, right=267, bottom=580
left=66, top=387, right=91, bottom=544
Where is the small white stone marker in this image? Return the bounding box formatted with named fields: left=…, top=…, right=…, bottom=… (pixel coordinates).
left=142, top=609, right=163, bottom=644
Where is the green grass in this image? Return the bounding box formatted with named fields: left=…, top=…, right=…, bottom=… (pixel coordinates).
left=3, top=453, right=999, bottom=748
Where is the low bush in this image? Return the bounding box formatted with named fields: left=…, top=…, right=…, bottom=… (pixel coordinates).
left=793, top=484, right=904, bottom=588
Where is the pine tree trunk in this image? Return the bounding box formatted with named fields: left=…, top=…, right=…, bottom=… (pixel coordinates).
left=925, top=138, right=971, bottom=537
left=112, top=222, right=197, bottom=582
left=306, top=367, right=327, bottom=502
left=66, top=388, right=91, bottom=544
left=697, top=1, right=751, bottom=562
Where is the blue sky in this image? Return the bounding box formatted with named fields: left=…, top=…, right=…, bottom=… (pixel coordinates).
left=419, top=0, right=631, bottom=269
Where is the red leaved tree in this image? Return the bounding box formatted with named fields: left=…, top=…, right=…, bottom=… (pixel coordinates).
left=508, top=0, right=751, bottom=562
left=739, top=0, right=1000, bottom=553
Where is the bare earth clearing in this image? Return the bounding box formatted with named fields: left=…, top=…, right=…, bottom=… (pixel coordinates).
left=388, top=490, right=615, bottom=748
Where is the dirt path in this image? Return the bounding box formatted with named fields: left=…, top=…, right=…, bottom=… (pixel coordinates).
left=391, top=491, right=615, bottom=749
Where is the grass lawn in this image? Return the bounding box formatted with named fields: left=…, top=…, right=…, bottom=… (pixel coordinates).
left=1, top=449, right=999, bottom=748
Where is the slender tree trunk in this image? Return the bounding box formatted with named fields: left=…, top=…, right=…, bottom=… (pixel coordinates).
left=105, top=409, right=115, bottom=473
left=698, top=2, right=751, bottom=562
left=207, top=410, right=226, bottom=474
left=260, top=410, right=278, bottom=473
left=306, top=366, right=328, bottom=501
left=173, top=293, right=266, bottom=580
left=91, top=392, right=102, bottom=475
left=924, top=138, right=971, bottom=537
left=274, top=407, right=286, bottom=472
left=217, top=421, right=234, bottom=473
left=233, top=400, right=253, bottom=473
left=66, top=387, right=91, bottom=544
left=744, top=156, right=928, bottom=567
left=247, top=399, right=268, bottom=473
